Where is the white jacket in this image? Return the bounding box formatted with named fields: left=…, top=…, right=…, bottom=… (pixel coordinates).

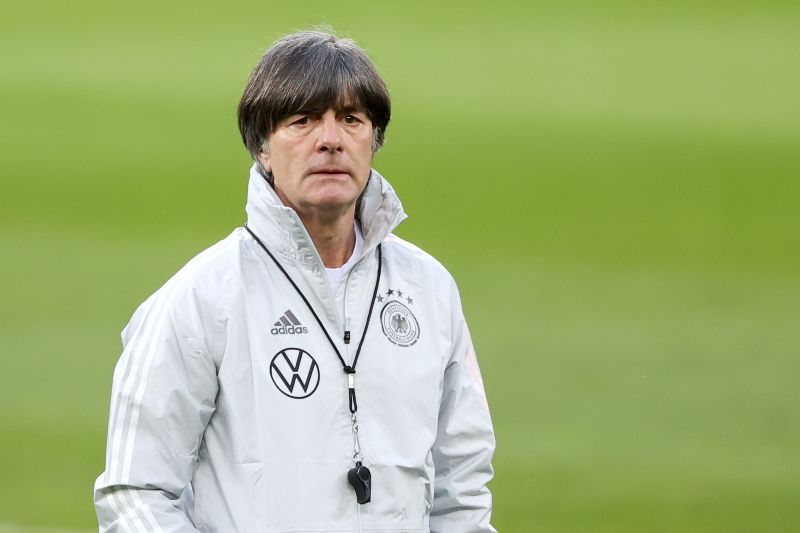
left=94, top=165, right=496, bottom=532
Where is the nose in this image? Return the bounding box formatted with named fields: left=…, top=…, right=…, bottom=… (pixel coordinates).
left=316, top=111, right=343, bottom=153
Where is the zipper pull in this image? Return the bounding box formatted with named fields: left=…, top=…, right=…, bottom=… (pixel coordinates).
left=344, top=330, right=351, bottom=344
left=344, top=366, right=357, bottom=413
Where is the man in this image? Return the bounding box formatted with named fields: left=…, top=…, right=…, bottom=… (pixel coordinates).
left=95, top=29, right=495, bottom=532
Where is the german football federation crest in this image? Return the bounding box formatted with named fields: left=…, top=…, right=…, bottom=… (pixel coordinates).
left=376, top=288, right=420, bottom=347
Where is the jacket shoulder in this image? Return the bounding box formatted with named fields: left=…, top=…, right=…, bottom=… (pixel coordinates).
left=381, top=233, right=457, bottom=287
left=155, top=228, right=250, bottom=294
left=124, top=230, right=249, bottom=327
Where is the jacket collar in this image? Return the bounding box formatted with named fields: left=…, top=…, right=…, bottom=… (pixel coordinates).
left=244, top=163, right=407, bottom=266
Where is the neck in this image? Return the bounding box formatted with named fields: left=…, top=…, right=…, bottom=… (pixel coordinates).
left=297, top=208, right=357, bottom=268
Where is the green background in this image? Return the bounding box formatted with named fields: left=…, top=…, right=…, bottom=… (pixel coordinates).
left=1, top=1, right=798, bottom=531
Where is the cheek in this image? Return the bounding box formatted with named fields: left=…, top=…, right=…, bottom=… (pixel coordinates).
left=269, top=150, right=297, bottom=175
left=354, top=138, right=375, bottom=163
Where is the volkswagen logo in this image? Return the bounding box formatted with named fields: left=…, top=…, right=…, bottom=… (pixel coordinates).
left=269, top=348, right=320, bottom=399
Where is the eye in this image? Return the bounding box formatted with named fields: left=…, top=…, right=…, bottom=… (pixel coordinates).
left=292, top=116, right=310, bottom=126
left=344, top=114, right=362, bottom=125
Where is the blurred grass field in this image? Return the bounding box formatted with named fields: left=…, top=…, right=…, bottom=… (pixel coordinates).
left=1, top=0, right=799, bottom=531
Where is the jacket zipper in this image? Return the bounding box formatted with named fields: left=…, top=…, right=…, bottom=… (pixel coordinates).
left=343, top=269, right=362, bottom=533
left=342, top=268, right=353, bottom=364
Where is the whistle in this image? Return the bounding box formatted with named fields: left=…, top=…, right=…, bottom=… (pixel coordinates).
left=347, top=461, right=372, bottom=504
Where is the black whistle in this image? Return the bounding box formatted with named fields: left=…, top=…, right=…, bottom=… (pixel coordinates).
left=347, top=461, right=371, bottom=504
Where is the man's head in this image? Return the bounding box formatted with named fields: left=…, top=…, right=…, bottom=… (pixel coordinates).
left=238, top=30, right=391, bottom=174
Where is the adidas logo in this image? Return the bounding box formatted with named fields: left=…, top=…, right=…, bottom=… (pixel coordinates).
left=271, top=309, right=309, bottom=335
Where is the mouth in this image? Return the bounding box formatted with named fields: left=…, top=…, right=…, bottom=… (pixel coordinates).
left=308, top=166, right=350, bottom=176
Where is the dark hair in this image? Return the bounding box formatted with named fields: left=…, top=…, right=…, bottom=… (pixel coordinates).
left=238, top=29, right=391, bottom=167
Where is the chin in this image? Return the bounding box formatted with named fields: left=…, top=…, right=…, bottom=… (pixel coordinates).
left=303, top=185, right=360, bottom=208
left=302, top=193, right=359, bottom=212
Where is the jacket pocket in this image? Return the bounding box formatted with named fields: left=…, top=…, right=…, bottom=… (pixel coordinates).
left=359, top=464, right=430, bottom=531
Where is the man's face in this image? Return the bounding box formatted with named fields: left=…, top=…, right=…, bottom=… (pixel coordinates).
left=259, top=106, right=374, bottom=216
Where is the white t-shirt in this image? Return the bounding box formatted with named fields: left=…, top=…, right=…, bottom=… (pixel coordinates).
left=325, top=220, right=364, bottom=294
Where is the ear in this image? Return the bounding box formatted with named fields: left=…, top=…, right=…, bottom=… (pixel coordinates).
left=257, top=151, right=272, bottom=174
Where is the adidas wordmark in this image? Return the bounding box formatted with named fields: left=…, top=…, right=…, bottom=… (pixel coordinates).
left=271, top=309, right=309, bottom=335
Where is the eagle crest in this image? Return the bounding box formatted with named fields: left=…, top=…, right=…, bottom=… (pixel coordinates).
left=391, top=313, right=409, bottom=334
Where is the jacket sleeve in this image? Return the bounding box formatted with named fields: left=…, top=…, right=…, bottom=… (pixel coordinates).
left=429, top=283, right=497, bottom=533
left=94, top=280, right=219, bottom=532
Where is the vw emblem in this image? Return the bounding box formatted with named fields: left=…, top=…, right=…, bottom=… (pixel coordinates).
left=380, top=301, right=420, bottom=347
left=269, top=348, right=320, bottom=399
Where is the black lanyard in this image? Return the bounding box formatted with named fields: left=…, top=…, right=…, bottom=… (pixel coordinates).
left=246, top=224, right=381, bottom=503
left=244, top=224, right=382, bottom=414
